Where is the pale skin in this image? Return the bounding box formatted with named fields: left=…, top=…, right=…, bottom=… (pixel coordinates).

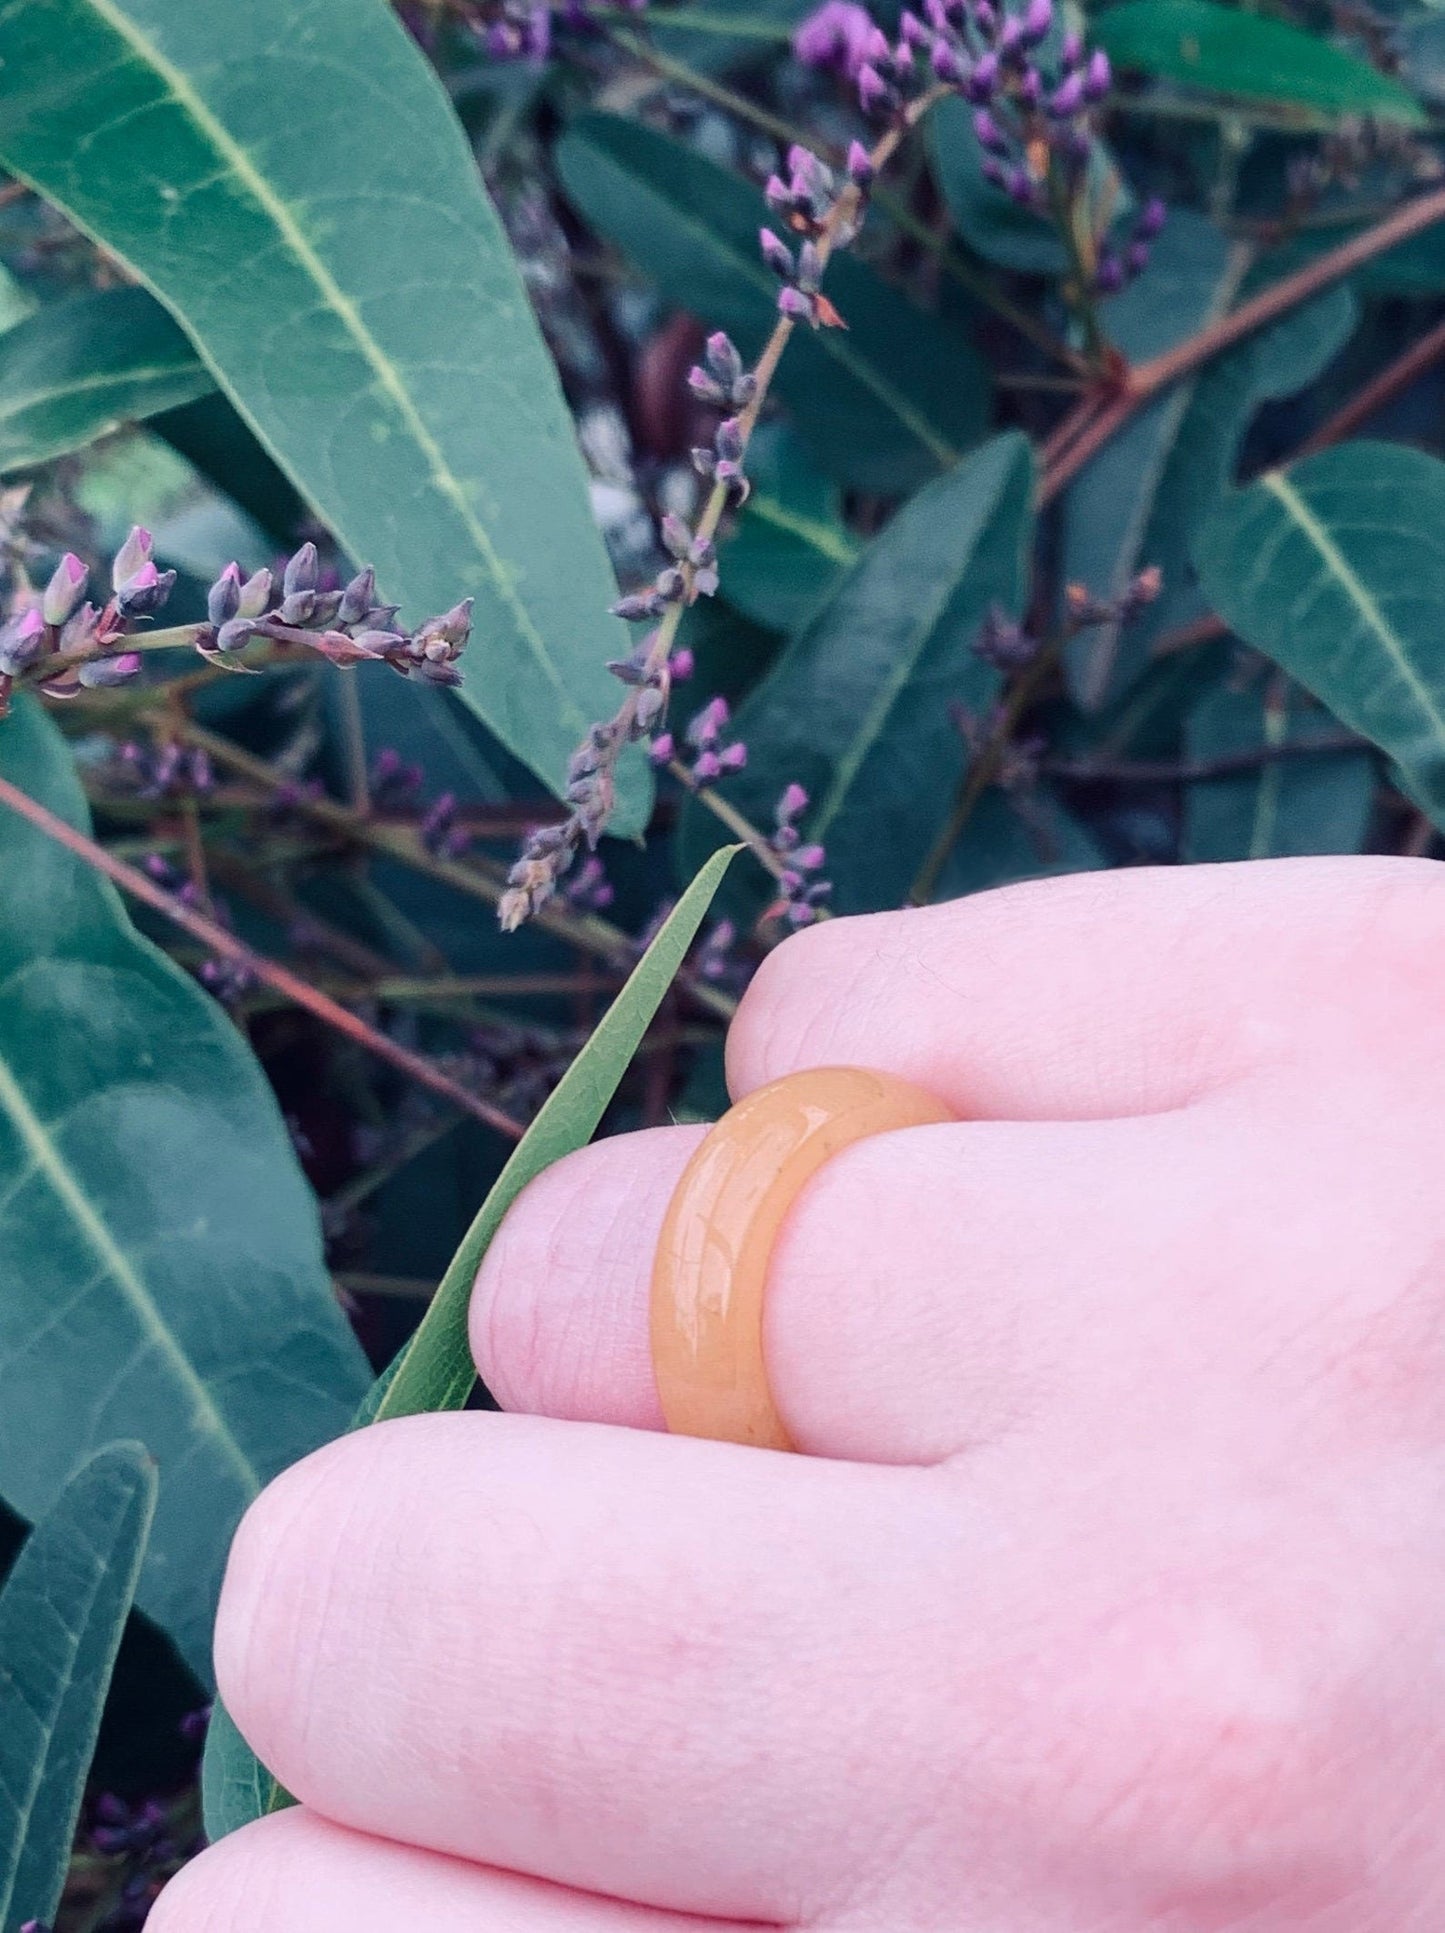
left=155, top=856, right=1445, bottom=1931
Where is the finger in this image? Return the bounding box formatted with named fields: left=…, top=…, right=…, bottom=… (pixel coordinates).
left=214, top=1413, right=969, bottom=1925
left=472, top=1107, right=1205, bottom=1461
left=725, top=856, right=1437, bottom=1117
left=150, top=1809, right=774, bottom=1932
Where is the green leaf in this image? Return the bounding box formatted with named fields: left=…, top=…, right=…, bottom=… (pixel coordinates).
left=0, top=699, right=369, bottom=1682
left=1093, top=0, right=1425, bottom=125
left=556, top=113, right=988, bottom=493
left=1064, top=225, right=1358, bottom=709
left=936, top=783, right=1105, bottom=898
left=0, top=0, right=647, bottom=830
left=0, top=287, right=213, bottom=476
left=719, top=425, right=857, bottom=633
left=201, top=844, right=740, bottom=1840
left=1194, top=442, right=1445, bottom=824
left=1062, top=211, right=1243, bottom=710
left=0, top=1443, right=156, bottom=1932
left=1183, top=681, right=1374, bottom=862
left=679, top=433, right=1036, bottom=912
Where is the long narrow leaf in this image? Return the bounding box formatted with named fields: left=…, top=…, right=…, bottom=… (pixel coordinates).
left=0, top=1444, right=157, bottom=1931
left=202, top=844, right=741, bottom=1839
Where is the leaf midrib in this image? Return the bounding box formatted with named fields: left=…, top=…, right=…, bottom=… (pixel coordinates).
left=1261, top=469, right=1445, bottom=749
left=746, top=493, right=858, bottom=564
left=0, top=1037, right=257, bottom=1498
left=76, top=0, right=587, bottom=734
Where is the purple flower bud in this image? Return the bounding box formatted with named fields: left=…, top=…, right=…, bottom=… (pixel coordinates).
left=1083, top=46, right=1111, bottom=100
left=718, top=741, right=748, bottom=772
left=1005, top=167, right=1040, bottom=207
left=692, top=749, right=723, bottom=782
left=1020, top=0, right=1051, bottom=44
left=857, top=60, right=889, bottom=108
left=1125, top=238, right=1150, bottom=278
left=338, top=566, right=377, bottom=625
left=649, top=732, right=675, bottom=766
left=778, top=286, right=815, bottom=320
left=207, top=561, right=243, bottom=627
left=78, top=650, right=141, bottom=689
left=777, top=782, right=810, bottom=821
left=215, top=617, right=255, bottom=653
left=115, top=560, right=177, bottom=618
left=965, top=48, right=998, bottom=98
left=1137, top=194, right=1168, bottom=240
left=1017, top=66, right=1041, bottom=106
left=660, top=512, right=693, bottom=559
left=998, top=14, right=1023, bottom=56
left=764, top=174, right=792, bottom=213
left=980, top=155, right=1008, bottom=189
left=670, top=647, right=695, bottom=680
left=110, top=525, right=152, bottom=592
left=42, top=552, right=87, bottom=627
left=847, top=138, right=876, bottom=186
left=1094, top=251, right=1125, bottom=294
left=1060, top=26, right=1082, bottom=65
left=688, top=364, right=725, bottom=404
left=899, top=10, right=927, bottom=44
left=792, top=0, right=877, bottom=77
left=929, top=37, right=964, bottom=81
left=612, top=592, right=662, bottom=622
left=416, top=598, right=474, bottom=651
left=237, top=567, right=273, bottom=619
left=705, top=331, right=743, bottom=385
left=716, top=417, right=745, bottom=462
left=973, top=107, right=1007, bottom=152
left=760, top=227, right=794, bottom=278
left=1049, top=70, right=1085, bottom=116
left=687, top=695, right=730, bottom=745
left=863, top=21, right=891, bottom=61
left=0, top=606, right=44, bottom=674
left=794, top=842, right=827, bottom=870
left=282, top=541, right=318, bottom=599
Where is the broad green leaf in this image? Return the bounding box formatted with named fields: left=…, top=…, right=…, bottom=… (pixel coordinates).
left=556, top=114, right=989, bottom=493
left=937, top=783, right=1105, bottom=897
left=0, top=288, right=213, bottom=476
left=1094, top=0, right=1425, bottom=125
left=0, top=1444, right=156, bottom=1932
left=719, top=425, right=857, bottom=633
left=1194, top=442, right=1445, bottom=824
left=1062, top=212, right=1243, bottom=709
left=202, top=844, right=740, bottom=1840
left=1183, top=682, right=1374, bottom=862
left=680, top=433, right=1035, bottom=911
left=0, top=0, right=647, bottom=830
left=1063, top=226, right=1358, bottom=709
left=0, top=699, right=369, bottom=1681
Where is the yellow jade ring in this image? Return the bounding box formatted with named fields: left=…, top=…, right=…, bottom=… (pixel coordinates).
left=650, top=1066, right=955, bottom=1451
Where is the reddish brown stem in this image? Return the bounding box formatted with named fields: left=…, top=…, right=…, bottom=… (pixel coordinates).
left=1292, top=310, right=1445, bottom=459
left=1039, top=183, right=1445, bottom=504
left=0, top=771, right=525, bottom=1142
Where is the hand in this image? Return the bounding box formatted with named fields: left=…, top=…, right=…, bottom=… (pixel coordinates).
left=154, top=857, right=1445, bottom=1931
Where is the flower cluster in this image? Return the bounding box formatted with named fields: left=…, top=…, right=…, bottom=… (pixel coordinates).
left=793, top=0, right=1164, bottom=295
left=430, top=0, right=642, bottom=62
left=688, top=333, right=756, bottom=500
left=143, top=854, right=254, bottom=1001
left=112, top=737, right=215, bottom=800
left=0, top=526, right=176, bottom=709
left=650, top=693, right=748, bottom=783
left=198, top=545, right=473, bottom=687
left=760, top=146, right=873, bottom=327
left=972, top=566, right=1163, bottom=675
left=765, top=781, right=831, bottom=926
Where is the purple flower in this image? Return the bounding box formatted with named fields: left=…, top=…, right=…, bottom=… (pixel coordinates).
left=42, top=552, right=87, bottom=627
left=792, top=0, right=879, bottom=79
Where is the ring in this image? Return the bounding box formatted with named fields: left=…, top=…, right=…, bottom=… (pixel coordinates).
left=650, top=1066, right=955, bottom=1450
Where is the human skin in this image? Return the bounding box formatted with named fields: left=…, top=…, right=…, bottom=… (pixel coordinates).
left=154, top=857, right=1445, bottom=1931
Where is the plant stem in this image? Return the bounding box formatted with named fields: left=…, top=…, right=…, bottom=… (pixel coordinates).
left=0, top=770, right=528, bottom=1141
left=1038, top=182, right=1445, bottom=503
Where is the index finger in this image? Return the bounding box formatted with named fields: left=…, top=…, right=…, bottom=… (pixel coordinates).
left=726, top=856, right=1436, bottom=1118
